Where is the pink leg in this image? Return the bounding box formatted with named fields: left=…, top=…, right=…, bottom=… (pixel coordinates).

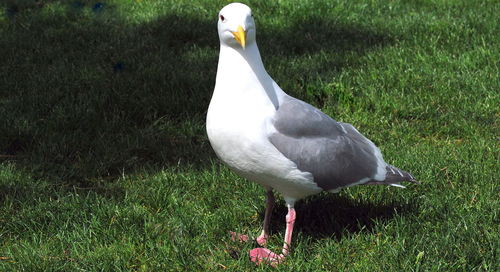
left=282, top=207, right=296, bottom=256
left=256, top=189, right=275, bottom=246
left=250, top=206, right=296, bottom=266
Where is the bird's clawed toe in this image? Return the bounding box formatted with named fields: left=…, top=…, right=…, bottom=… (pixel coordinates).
left=249, top=247, right=284, bottom=266
left=229, top=231, right=249, bottom=243
left=255, top=234, right=268, bottom=247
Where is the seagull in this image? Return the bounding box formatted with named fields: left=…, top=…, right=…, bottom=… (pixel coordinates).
left=206, top=3, right=417, bottom=266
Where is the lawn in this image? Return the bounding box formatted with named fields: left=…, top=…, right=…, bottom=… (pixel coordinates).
left=0, top=0, right=498, bottom=271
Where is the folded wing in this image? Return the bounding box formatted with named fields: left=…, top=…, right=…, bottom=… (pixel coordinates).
left=269, top=96, right=408, bottom=191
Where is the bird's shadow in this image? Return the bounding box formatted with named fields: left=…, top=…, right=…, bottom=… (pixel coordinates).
left=266, top=193, right=415, bottom=240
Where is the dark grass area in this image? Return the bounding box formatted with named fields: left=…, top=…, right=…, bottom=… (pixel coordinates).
left=0, top=0, right=395, bottom=184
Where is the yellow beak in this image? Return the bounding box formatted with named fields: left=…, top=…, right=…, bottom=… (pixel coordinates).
left=231, top=25, right=246, bottom=49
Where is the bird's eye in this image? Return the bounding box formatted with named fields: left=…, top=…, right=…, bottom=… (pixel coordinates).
left=220, top=15, right=225, bottom=22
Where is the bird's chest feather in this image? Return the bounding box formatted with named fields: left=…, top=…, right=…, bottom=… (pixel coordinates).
left=206, top=91, right=277, bottom=174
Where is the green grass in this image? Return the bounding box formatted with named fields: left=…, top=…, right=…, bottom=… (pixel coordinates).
left=0, top=0, right=498, bottom=271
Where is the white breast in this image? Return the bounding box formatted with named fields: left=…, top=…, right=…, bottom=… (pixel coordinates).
left=206, top=87, right=322, bottom=201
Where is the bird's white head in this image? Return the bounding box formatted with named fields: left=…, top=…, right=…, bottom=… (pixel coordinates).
left=217, top=3, right=256, bottom=50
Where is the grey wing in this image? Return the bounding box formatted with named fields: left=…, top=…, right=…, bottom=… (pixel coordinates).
left=269, top=96, right=384, bottom=191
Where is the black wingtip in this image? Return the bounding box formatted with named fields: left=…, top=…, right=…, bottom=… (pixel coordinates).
left=385, top=165, right=419, bottom=184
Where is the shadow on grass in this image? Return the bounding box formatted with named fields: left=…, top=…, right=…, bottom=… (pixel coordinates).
left=268, top=193, right=416, bottom=240
left=0, top=1, right=395, bottom=186
left=0, top=181, right=126, bottom=207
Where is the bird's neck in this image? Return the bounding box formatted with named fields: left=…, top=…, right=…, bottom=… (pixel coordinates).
left=215, top=42, right=280, bottom=109
left=217, top=42, right=268, bottom=80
